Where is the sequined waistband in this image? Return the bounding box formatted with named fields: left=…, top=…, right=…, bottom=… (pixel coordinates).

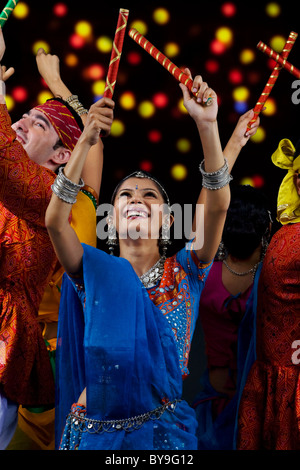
left=68, top=399, right=181, bottom=434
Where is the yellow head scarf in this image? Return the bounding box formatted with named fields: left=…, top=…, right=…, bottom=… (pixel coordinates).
left=271, top=138, right=300, bottom=224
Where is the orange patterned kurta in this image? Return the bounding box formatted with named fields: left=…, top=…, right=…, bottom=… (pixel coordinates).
left=0, top=104, right=57, bottom=406
left=237, top=223, right=300, bottom=450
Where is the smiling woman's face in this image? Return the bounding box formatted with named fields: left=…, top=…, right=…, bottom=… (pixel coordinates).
left=112, top=177, right=167, bottom=241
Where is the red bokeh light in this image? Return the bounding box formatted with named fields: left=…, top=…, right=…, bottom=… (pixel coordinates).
left=228, top=68, right=243, bottom=84
left=69, top=33, right=85, bottom=49
left=140, top=160, right=153, bottom=172
left=127, top=51, right=142, bottom=66
left=252, top=174, right=265, bottom=188
left=210, top=39, right=226, bottom=55
left=148, top=129, right=162, bottom=143
left=152, top=92, right=169, bottom=108
left=53, top=3, right=68, bottom=17
left=221, top=2, right=237, bottom=17
left=12, top=86, right=28, bottom=102
left=205, top=59, right=219, bottom=74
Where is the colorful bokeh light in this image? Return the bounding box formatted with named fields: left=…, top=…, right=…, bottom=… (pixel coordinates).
left=53, top=3, right=68, bottom=17
left=171, top=164, right=188, bottom=181
left=153, top=92, right=169, bottom=108
left=153, top=8, right=170, bottom=25
left=96, top=36, right=113, bottom=53
left=32, top=41, right=50, bottom=55
left=164, top=42, right=180, bottom=58
left=221, top=2, right=237, bottom=17
left=119, top=91, right=136, bottom=110
left=138, top=101, right=155, bottom=118
left=13, top=1, right=29, bottom=19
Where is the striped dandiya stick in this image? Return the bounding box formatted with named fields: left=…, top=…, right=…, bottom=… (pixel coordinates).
left=129, top=28, right=212, bottom=104
left=257, top=41, right=300, bottom=79
left=103, top=8, right=129, bottom=98
left=247, top=31, right=298, bottom=130
left=0, top=0, right=19, bottom=27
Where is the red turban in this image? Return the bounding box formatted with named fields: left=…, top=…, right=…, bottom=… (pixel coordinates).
left=34, top=99, right=82, bottom=151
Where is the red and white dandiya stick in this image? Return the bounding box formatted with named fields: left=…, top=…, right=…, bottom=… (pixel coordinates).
left=257, top=41, right=300, bottom=79
left=103, top=8, right=129, bottom=98
left=247, top=31, right=298, bottom=130
left=129, top=28, right=210, bottom=103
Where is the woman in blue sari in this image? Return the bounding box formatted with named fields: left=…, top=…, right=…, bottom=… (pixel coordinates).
left=45, top=72, right=257, bottom=450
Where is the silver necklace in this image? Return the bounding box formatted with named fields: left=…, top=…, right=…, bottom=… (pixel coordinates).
left=139, top=257, right=165, bottom=288
left=223, top=258, right=259, bottom=280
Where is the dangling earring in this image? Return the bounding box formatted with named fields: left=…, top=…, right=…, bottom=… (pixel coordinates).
left=106, top=217, right=118, bottom=256
left=159, top=221, right=171, bottom=258
left=216, top=240, right=227, bottom=260
left=260, top=235, right=269, bottom=260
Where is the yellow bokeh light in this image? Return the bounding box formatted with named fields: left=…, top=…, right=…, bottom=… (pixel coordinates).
left=240, top=49, right=255, bottom=64
left=130, top=20, right=148, bottom=36
left=111, top=119, right=125, bottom=137
left=178, top=98, right=188, bottom=114
left=265, top=2, right=281, bottom=17
left=232, top=86, right=250, bottom=102
left=64, top=53, right=78, bottom=67
left=92, top=80, right=105, bottom=96
left=96, top=36, right=113, bottom=53
left=250, top=126, right=266, bottom=143
left=171, top=164, right=188, bottom=181
left=5, top=95, right=14, bottom=112
left=262, top=97, right=277, bottom=116
left=75, top=20, right=92, bottom=38
left=270, top=35, right=286, bottom=52
left=240, top=177, right=254, bottom=186
left=176, top=138, right=191, bottom=153
left=119, top=91, right=136, bottom=110
left=138, top=101, right=155, bottom=118
left=164, top=42, right=180, bottom=58
left=216, top=26, right=233, bottom=47
left=37, top=91, right=53, bottom=104
left=153, top=7, right=170, bottom=25
left=13, top=1, right=29, bottom=19
left=32, top=41, right=50, bottom=55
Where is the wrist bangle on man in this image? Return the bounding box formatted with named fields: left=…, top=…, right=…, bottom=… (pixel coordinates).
left=65, top=94, right=88, bottom=116
left=51, top=167, right=84, bottom=204
left=0, top=80, right=6, bottom=96
left=199, top=158, right=233, bottom=190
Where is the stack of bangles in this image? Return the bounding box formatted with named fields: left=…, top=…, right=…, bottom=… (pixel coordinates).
left=51, top=167, right=84, bottom=204
left=199, top=158, right=232, bottom=190
left=65, top=94, right=88, bottom=116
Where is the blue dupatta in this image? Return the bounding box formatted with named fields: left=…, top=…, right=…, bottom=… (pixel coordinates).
left=193, top=262, right=261, bottom=450
left=55, top=244, right=197, bottom=450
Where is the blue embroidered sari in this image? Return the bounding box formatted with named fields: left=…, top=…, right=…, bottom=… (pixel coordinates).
left=55, top=244, right=200, bottom=450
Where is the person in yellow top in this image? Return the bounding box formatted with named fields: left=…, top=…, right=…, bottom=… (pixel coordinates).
left=7, top=49, right=111, bottom=450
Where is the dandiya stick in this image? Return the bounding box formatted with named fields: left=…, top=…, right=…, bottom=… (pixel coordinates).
left=247, top=31, right=298, bottom=130
left=129, top=28, right=212, bottom=104
left=103, top=8, right=129, bottom=98
left=257, top=41, right=300, bottom=79
left=0, top=0, right=19, bottom=27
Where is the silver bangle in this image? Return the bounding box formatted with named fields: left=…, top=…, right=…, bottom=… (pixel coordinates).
left=51, top=167, right=84, bottom=204
left=0, top=80, right=5, bottom=96
left=199, top=158, right=233, bottom=190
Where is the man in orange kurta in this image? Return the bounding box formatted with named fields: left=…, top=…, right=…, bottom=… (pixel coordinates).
left=0, top=98, right=83, bottom=449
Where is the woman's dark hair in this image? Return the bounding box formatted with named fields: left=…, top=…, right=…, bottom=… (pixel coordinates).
left=222, top=185, right=271, bottom=259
